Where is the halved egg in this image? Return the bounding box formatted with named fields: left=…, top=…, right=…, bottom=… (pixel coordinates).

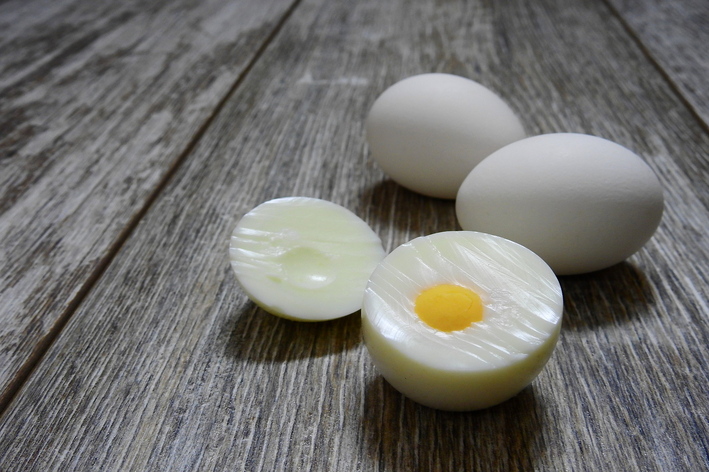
left=361, top=231, right=563, bottom=411
left=230, top=197, right=386, bottom=321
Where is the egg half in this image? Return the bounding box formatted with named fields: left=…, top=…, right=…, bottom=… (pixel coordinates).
left=362, top=231, right=563, bottom=411
left=230, top=197, right=386, bottom=321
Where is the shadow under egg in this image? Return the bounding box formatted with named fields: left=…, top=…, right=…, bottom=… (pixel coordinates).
left=358, top=179, right=459, bottom=248
left=361, top=375, right=546, bottom=471
left=559, top=260, right=656, bottom=331
left=225, top=299, right=363, bottom=363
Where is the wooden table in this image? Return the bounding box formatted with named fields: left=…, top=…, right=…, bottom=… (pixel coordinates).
left=1, top=0, right=707, bottom=470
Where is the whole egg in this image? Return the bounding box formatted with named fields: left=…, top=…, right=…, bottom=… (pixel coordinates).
left=365, top=73, right=526, bottom=199
left=456, top=133, right=664, bottom=275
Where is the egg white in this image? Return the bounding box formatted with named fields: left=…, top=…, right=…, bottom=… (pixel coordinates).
left=230, top=197, right=386, bottom=321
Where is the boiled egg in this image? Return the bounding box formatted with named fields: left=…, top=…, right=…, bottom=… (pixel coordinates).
left=230, top=197, right=386, bottom=321
left=365, top=73, right=525, bottom=199
left=456, top=133, right=664, bottom=275
left=362, top=231, right=563, bottom=411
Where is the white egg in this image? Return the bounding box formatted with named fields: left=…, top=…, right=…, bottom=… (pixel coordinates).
left=229, top=197, right=386, bottom=321
left=361, top=231, right=563, bottom=411
left=456, top=133, right=664, bottom=275
left=365, top=73, right=526, bottom=199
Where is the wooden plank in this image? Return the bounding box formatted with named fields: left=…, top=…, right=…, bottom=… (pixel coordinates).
left=0, top=0, right=298, bottom=407
left=605, top=0, right=709, bottom=129
left=1, top=0, right=708, bottom=470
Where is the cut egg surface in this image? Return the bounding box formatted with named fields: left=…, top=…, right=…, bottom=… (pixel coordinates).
left=361, top=231, right=563, bottom=411
left=230, top=197, right=386, bottom=321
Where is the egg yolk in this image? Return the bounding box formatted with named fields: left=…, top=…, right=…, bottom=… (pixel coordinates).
left=415, top=284, right=483, bottom=332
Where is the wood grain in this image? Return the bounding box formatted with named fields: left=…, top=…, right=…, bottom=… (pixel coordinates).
left=0, top=0, right=708, bottom=470
left=0, top=0, right=297, bottom=407
left=606, top=0, right=709, bottom=129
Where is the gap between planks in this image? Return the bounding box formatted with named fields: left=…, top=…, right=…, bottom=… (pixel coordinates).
left=0, top=0, right=305, bottom=419
left=600, top=0, right=709, bottom=136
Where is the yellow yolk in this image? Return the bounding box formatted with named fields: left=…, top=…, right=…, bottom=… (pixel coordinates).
left=415, top=284, right=483, bottom=332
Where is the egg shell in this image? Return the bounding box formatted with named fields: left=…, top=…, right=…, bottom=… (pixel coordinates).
left=361, top=231, right=563, bottom=411
left=365, top=73, right=526, bottom=199
left=456, top=133, right=664, bottom=275
left=229, top=197, right=386, bottom=321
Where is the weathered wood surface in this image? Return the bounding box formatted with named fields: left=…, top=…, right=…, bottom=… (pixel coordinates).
left=607, top=0, right=709, bottom=129
left=0, top=0, right=708, bottom=470
left=0, top=0, right=297, bottom=407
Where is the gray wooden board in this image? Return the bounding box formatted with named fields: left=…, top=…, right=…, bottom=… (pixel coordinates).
left=1, top=0, right=708, bottom=470
left=607, top=0, right=709, bottom=129
left=0, top=0, right=297, bottom=406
